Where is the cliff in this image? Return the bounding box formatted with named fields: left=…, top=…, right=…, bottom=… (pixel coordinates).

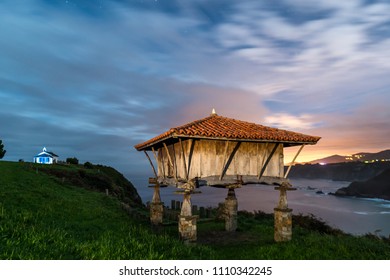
left=286, top=161, right=390, bottom=182
left=35, top=162, right=144, bottom=207
left=334, top=168, right=390, bottom=200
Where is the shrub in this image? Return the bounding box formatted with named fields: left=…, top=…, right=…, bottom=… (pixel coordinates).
left=66, top=157, right=79, bottom=165
left=84, top=162, right=94, bottom=169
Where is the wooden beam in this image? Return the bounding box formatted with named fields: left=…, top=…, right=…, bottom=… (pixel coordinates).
left=258, top=143, right=279, bottom=180
left=143, top=150, right=157, bottom=178
left=152, top=147, right=164, bottom=179
left=163, top=143, right=176, bottom=180
left=151, top=147, right=159, bottom=176
left=219, top=141, right=230, bottom=180
left=179, top=138, right=188, bottom=180
left=187, top=139, right=195, bottom=178
left=219, top=141, right=241, bottom=181
left=151, top=147, right=158, bottom=161
left=163, top=143, right=174, bottom=168
left=257, top=143, right=268, bottom=177
left=284, top=144, right=305, bottom=178
left=172, top=143, right=178, bottom=181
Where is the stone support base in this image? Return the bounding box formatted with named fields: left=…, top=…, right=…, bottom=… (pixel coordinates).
left=178, top=215, right=198, bottom=243
left=274, top=208, right=293, bottom=242
left=150, top=202, right=164, bottom=225
left=225, top=188, right=238, bottom=232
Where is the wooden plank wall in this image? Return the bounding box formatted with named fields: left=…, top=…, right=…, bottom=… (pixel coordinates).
left=156, top=139, right=284, bottom=180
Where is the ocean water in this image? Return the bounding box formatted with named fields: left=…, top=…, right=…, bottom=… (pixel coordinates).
left=128, top=175, right=390, bottom=237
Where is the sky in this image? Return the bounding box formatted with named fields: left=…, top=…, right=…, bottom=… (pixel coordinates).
left=1, top=0, right=390, bottom=178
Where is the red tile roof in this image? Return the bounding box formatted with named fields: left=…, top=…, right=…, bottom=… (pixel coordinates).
left=134, top=113, right=320, bottom=150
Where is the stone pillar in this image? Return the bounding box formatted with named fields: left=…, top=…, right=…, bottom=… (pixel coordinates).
left=274, top=182, right=296, bottom=242
left=150, top=184, right=163, bottom=225
left=178, top=191, right=198, bottom=243
left=225, top=188, right=238, bottom=232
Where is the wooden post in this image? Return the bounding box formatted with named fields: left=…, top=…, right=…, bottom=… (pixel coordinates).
left=284, top=144, right=305, bottom=178
left=163, top=143, right=174, bottom=169
left=163, top=143, right=176, bottom=181
left=159, top=148, right=167, bottom=178
left=144, top=151, right=157, bottom=179
left=219, top=142, right=241, bottom=181
left=179, top=138, right=188, bottom=180
left=152, top=147, right=164, bottom=179
left=257, top=143, right=268, bottom=177
left=258, top=143, right=279, bottom=180
left=187, top=139, right=195, bottom=178
left=172, top=143, right=178, bottom=182
left=220, top=141, right=230, bottom=177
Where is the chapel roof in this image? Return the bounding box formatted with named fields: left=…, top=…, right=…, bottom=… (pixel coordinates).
left=34, top=147, right=58, bottom=158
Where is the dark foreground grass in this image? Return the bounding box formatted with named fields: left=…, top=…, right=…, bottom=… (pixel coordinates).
left=1, top=161, right=389, bottom=259
left=195, top=214, right=390, bottom=259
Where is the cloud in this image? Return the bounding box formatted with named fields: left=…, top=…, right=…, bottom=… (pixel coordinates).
left=0, top=0, right=389, bottom=176
left=263, top=113, right=320, bottom=130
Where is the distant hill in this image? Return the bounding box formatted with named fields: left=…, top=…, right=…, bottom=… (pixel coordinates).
left=287, top=161, right=390, bottom=181
left=308, top=149, right=390, bottom=165
left=334, top=168, right=390, bottom=200
left=308, top=154, right=347, bottom=164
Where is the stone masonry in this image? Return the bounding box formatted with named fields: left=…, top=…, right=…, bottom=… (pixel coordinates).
left=224, top=188, right=238, bottom=231
left=178, top=192, right=198, bottom=243
left=150, top=184, right=163, bottom=225
left=274, top=182, right=296, bottom=242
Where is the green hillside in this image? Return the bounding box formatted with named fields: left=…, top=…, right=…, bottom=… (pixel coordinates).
left=0, top=161, right=214, bottom=259
left=1, top=161, right=389, bottom=260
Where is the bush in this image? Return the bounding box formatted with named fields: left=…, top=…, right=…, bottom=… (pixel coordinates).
left=84, top=162, right=94, bottom=169
left=66, top=157, right=79, bottom=165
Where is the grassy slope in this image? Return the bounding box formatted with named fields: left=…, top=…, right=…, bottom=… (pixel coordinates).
left=1, top=161, right=389, bottom=260
left=0, top=161, right=214, bottom=259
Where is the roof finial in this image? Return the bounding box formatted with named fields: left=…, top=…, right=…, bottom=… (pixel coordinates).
left=211, top=108, right=217, bottom=116
left=43, top=147, right=47, bottom=152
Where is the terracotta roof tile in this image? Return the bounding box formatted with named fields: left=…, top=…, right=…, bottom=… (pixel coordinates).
left=134, top=114, right=321, bottom=150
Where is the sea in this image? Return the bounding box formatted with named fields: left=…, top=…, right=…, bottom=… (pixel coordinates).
left=127, top=175, right=390, bottom=237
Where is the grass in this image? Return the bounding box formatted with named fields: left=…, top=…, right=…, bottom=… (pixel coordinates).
left=0, top=161, right=214, bottom=259
left=195, top=213, right=390, bottom=259
left=1, top=160, right=389, bottom=260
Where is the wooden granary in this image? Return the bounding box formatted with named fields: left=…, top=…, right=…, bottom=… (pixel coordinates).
left=135, top=110, right=320, bottom=242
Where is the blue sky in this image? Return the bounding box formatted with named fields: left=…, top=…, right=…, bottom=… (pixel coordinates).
left=1, top=0, right=390, bottom=177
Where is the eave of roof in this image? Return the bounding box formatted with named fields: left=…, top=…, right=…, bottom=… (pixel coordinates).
left=34, top=153, right=53, bottom=158
left=134, top=113, right=321, bottom=151
left=34, top=151, right=58, bottom=158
